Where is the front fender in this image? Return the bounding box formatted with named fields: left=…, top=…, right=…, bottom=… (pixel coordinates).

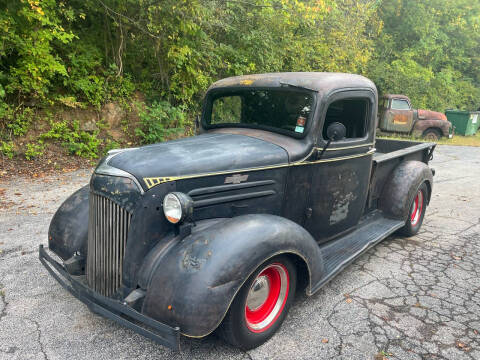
left=48, top=185, right=89, bottom=260
left=413, top=119, right=450, bottom=137
left=141, top=214, right=323, bottom=337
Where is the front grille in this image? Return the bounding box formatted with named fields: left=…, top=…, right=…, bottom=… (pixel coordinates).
left=86, top=193, right=131, bottom=297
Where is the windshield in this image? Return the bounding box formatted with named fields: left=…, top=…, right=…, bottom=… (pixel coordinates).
left=204, top=89, right=315, bottom=137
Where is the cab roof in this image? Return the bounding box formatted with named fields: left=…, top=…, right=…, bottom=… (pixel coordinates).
left=208, top=72, right=377, bottom=96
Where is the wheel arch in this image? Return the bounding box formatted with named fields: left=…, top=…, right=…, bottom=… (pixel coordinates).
left=140, top=214, right=323, bottom=338
left=48, top=185, right=90, bottom=260
left=284, top=252, right=310, bottom=293
left=422, top=127, right=443, bottom=137
left=416, top=118, right=451, bottom=138
left=378, top=160, right=433, bottom=221
left=424, top=177, right=433, bottom=204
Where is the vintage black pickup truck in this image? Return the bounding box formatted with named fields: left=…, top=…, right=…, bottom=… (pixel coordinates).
left=39, top=72, right=436, bottom=350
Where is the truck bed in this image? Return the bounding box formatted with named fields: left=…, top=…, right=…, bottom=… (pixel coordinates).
left=369, top=138, right=436, bottom=210
left=373, top=138, right=435, bottom=163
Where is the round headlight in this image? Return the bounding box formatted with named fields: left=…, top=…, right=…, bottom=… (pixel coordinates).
left=163, top=192, right=194, bottom=224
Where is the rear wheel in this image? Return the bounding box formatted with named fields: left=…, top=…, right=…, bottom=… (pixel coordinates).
left=218, top=256, right=296, bottom=350
left=423, top=128, right=441, bottom=141
left=398, top=182, right=428, bottom=236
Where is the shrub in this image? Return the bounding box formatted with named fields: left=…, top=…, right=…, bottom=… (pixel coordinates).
left=7, top=107, right=34, bottom=137
left=134, top=101, right=185, bottom=144
left=0, top=140, right=14, bottom=159
left=25, top=142, right=44, bottom=160
left=104, top=65, right=136, bottom=104
left=65, top=53, right=135, bottom=107
left=41, top=120, right=101, bottom=158
left=64, top=132, right=101, bottom=158
left=0, top=102, right=14, bottom=136
left=103, top=139, right=122, bottom=154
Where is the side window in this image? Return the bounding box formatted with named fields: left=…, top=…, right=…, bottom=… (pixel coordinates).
left=323, top=98, right=369, bottom=140
left=211, top=96, right=242, bottom=124
left=391, top=99, right=410, bottom=110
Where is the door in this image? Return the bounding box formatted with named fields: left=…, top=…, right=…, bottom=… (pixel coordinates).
left=304, top=91, right=375, bottom=243
left=383, top=98, right=414, bottom=133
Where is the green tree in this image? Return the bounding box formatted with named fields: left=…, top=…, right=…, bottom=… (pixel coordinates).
left=370, top=0, right=480, bottom=111
left=0, top=0, right=75, bottom=100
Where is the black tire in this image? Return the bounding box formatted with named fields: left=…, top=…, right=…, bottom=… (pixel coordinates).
left=398, top=182, right=428, bottom=237
left=423, top=128, right=442, bottom=141
left=218, top=255, right=297, bottom=350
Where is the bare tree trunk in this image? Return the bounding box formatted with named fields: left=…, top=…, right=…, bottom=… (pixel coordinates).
left=116, top=23, right=124, bottom=77
left=105, top=10, right=116, bottom=67
left=103, top=12, right=109, bottom=67
left=154, top=40, right=169, bottom=95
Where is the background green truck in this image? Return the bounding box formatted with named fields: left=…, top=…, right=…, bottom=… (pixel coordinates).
left=378, top=94, right=453, bottom=140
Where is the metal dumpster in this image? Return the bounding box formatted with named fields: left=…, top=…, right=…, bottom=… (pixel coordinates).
left=445, top=110, right=480, bottom=136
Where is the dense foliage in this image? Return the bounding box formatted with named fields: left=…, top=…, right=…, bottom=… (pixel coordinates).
left=1, top=0, right=479, bottom=158
left=371, top=0, right=480, bottom=110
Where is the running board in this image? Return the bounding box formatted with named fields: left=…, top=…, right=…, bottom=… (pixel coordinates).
left=310, top=212, right=404, bottom=294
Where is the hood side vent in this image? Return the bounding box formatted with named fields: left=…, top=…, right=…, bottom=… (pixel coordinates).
left=188, top=180, right=275, bottom=197
left=188, top=180, right=276, bottom=208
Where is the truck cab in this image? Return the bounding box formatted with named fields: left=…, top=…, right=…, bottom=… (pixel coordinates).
left=378, top=94, right=452, bottom=140
left=200, top=73, right=377, bottom=242
left=40, top=73, right=436, bottom=351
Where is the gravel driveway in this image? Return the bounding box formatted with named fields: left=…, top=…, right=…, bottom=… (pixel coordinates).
left=1, top=145, right=480, bottom=360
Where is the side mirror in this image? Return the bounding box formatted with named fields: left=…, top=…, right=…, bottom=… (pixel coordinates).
left=326, top=122, right=346, bottom=141
left=317, top=122, right=347, bottom=160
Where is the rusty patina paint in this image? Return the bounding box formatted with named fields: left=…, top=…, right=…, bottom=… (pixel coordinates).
left=393, top=114, right=409, bottom=125
left=379, top=94, right=451, bottom=138
left=413, top=119, right=451, bottom=137
left=417, top=109, right=447, bottom=121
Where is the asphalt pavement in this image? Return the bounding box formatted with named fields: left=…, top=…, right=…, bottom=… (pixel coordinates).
left=1, top=145, right=479, bottom=360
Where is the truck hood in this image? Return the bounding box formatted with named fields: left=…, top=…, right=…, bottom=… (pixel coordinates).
left=107, top=133, right=288, bottom=190
left=418, top=109, right=447, bottom=121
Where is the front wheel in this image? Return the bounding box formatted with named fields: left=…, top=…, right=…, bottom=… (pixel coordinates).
left=423, top=128, right=441, bottom=141
left=398, top=182, right=428, bottom=236
left=218, top=256, right=296, bottom=350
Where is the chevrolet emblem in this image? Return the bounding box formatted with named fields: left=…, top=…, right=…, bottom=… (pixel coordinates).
left=224, top=174, right=249, bottom=184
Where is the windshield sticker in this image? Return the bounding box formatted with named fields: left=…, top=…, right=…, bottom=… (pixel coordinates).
left=295, top=126, right=304, bottom=133
left=296, top=116, right=306, bottom=126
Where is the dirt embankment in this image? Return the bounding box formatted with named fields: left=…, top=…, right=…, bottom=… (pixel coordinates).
left=0, top=95, right=145, bottom=181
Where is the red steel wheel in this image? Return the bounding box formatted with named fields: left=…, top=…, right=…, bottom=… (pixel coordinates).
left=244, top=263, right=290, bottom=333
left=410, top=190, right=424, bottom=227
left=218, top=256, right=296, bottom=350
left=398, top=182, right=428, bottom=237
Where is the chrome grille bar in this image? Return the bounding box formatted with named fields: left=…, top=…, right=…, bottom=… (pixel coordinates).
left=87, top=193, right=131, bottom=297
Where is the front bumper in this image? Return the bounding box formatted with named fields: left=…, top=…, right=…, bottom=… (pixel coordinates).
left=39, top=245, right=180, bottom=350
